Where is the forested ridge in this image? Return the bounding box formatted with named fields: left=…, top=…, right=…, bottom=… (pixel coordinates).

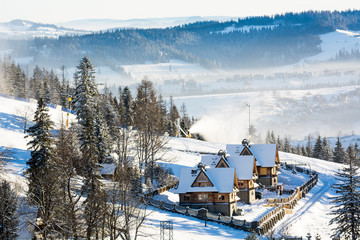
left=2, top=10, right=360, bottom=70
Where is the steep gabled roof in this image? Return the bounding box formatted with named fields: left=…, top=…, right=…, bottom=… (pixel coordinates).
left=227, top=155, right=257, bottom=180
left=201, top=154, right=222, bottom=168
left=175, top=167, right=236, bottom=194
left=226, top=144, right=278, bottom=168
left=249, top=144, right=278, bottom=167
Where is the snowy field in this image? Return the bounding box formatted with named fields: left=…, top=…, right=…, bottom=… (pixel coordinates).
left=173, top=85, right=360, bottom=144
left=0, top=94, right=351, bottom=239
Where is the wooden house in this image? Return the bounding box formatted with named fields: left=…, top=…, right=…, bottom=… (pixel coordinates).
left=226, top=142, right=280, bottom=186
left=175, top=164, right=239, bottom=216
left=202, top=154, right=258, bottom=203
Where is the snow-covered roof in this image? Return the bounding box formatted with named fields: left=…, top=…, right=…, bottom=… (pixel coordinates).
left=201, top=154, right=222, bottom=168
left=99, top=163, right=117, bottom=175
left=201, top=154, right=256, bottom=180
left=227, top=155, right=255, bottom=180
left=226, top=144, right=277, bottom=168
left=175, top=167, right=236, bottom=194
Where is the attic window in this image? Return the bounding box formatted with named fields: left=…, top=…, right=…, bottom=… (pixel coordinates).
left=191, top=170, right=197, bottom=174
left=218, top=194, right=225, bottom=200
left=191, top=171, right=214, bottom=187
left=240, top=148, right=252, bottom=156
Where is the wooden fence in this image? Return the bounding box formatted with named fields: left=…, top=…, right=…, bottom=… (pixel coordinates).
left=257, top=168, right=319, bottom=234
left=144, top=165, right=319, bottom=235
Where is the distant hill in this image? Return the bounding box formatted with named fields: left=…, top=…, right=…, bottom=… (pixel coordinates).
left=1, top=10, right=360, bottom=70
left=0, top=19, right=89, bottom=39
left=58, top=16, right=238, bottom=31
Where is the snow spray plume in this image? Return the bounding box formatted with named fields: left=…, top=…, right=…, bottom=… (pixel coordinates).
left=189, top=103, right=250, bottom=144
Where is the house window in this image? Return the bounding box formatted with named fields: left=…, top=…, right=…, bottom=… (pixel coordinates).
left=218, top=194, right=225, bottom=200
left=183, top=195, right=190, bottom=201
left=198, top=194, right=208, bottom=201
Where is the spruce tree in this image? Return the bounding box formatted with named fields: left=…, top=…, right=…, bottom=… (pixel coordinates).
left=120, top=86, right=133, bottom=128
left=270, top=131, right=276, bottom=144
left=26, top=98, right=54, bottom=202
left=72, top=56, right=103, bottom=238
left=301, top=145, right=307, bottom=156
left=321, top=137, right=333, bottom=161
left=312, top=135, right=323, bottom=159
left=329, top=147, right=360, bottom=239
left=0, top=181, right=19, bottom=240
left=283, top=137, right=291, bottom=153
left=333, top=137, right=348, bottom=163
left=276, top=136, right=283, bottom=151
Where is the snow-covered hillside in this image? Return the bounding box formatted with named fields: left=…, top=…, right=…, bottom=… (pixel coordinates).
left=303, top=29, right=360, bottom=62
left=0, top=19, right=89, bottom=39
left=0, top=95, right=348, bottom=239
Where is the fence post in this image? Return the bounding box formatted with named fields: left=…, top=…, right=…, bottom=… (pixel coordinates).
left=185, top=206, right=190, bottom=215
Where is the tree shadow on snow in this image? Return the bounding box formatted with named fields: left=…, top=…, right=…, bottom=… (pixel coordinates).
left=0, top=112, right=25, bottom=132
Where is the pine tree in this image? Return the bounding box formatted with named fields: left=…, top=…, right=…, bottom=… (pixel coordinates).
left=329, top=147, right=360, bottom=239
left=301, top=145, right=307, bottom=156
left=0, top=181, right=19, bottom=240
left=94, top=106, right=112, bottom=163
left=283, top=137, right=291, bottom=153
left=26, top=98, right=54, bottom=202
left=312, top=135, right=323, bottom=159
left=321, top=137, right=333, bottom=161
left=333, top=137, right=348, bottom=163
left=25, top=98, right=61, bottom=237
left=270, top=131, right=276, bottom=144
left=277, top=135, right=283, bottom=151
left=296, top=144, right=302, bottom=156
left=306, top=134, right=313, bottom=157
left=72, top=56, right=103, bottom=238
left=167, top=96, right=180, bottom=136
left=120, top=86, right=133, bottom=128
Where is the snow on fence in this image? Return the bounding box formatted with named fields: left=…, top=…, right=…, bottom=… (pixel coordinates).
left=144, top=166, right=319, bottom=234
left=144, top=197, right=259, bottom=232
left=143, top=182, right=258, bottom=232
left=258, top=167, right=319, bottom=234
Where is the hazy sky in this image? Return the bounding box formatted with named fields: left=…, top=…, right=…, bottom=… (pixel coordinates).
left=1, top=0, right=360, bottom=23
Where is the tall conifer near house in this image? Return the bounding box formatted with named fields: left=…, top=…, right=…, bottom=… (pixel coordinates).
left=26, top=99, right=62, bottom=237
left=26, top=98, right=54, bottom=202
left=330, top=146, right=360, bottom=240
left=72, top=56, right=103, bottom=238
left=0, top=181, right=19, bottom=240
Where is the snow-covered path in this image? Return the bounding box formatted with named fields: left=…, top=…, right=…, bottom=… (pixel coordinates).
left=273, top=175, right=333, bottom=237
left=273, top=153, right=342, bottom=238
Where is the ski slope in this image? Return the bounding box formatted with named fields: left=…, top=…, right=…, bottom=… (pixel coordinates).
left=0, top=95, right=347, bottom=239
